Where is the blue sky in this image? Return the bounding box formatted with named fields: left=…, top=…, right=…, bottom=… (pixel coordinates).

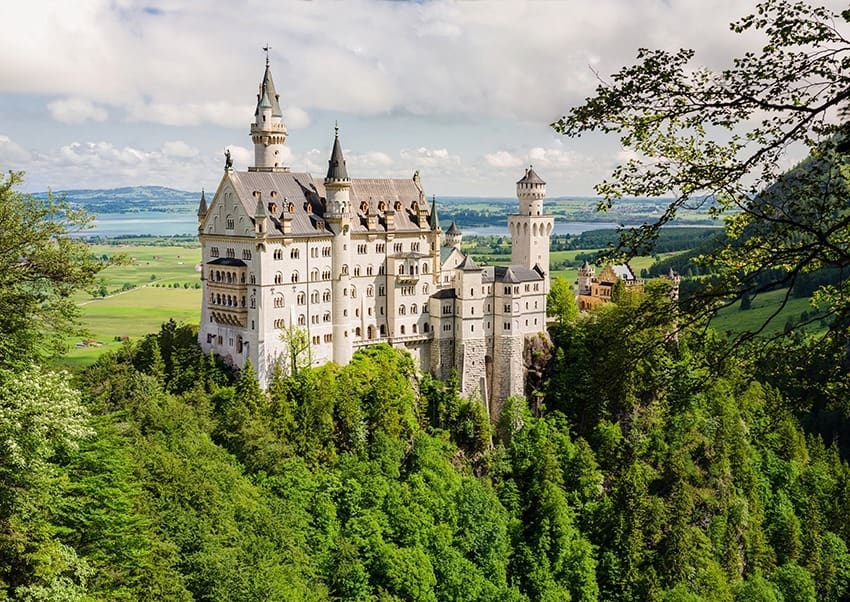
left=0, top=1, right=838, bottom=196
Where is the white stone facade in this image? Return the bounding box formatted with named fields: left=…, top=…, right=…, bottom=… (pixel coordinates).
left=197, top=60, right=552, bottom=413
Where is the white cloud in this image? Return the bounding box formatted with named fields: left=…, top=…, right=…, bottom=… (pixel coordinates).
left=47, top=97, right=108, bottom=124
left=400, top=147, right=459, bottom=168
left=0, top=135, right=32, bottom=165
left=485, top=151, right=523, bottom=169
left=225, top=145, right=254, bottom=170
left=348, top=150, right=394, bottom=169
left=126, top=100, right=250, bottom=128
left=162, top=140, right=198, bottom=158
left=284, top=106, right=310, bottom=129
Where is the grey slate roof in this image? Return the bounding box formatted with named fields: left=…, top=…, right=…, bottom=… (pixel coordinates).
left=440, top=244, right=459, bottom=263
left=446, top=221, right=461, bottom=235
left=255, top=62, right=283, bottom=118
left=428, top=195, right=440, bottom=230
left=197, top=189, right=207, bottom=216
left=209, top=257, right=247, bottom=267
left=482, top=265, right=544, bottom=283
left=457, top=255, right=481, bottom=271
left=227, top=171, right=435, bottom=237
left=326, top=130, right=349, bottom=181
left=432, top=288, right=457, bottom=299
left=517, top=166, right=545, bottom=185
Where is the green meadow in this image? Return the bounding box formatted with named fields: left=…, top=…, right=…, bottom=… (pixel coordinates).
left=710, top=287, right=825, bottom=337
left=58, top=244, right=203, bottom=370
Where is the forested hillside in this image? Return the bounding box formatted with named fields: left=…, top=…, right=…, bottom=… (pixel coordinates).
left=5, top=283, right=850, bottom=601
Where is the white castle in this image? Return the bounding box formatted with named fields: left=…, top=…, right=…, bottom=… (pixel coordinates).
left=197, top=57, right=553, bottom=414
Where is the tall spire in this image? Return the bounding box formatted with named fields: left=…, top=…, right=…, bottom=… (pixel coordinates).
left=428, top=194, right=440, bottom=230
left=250, top=50, right=288, bottom=172
left=197, top=188, right=207, bottom=217
left=255, top=57, right=283, bottom=118
left=325, top=123, right=349, bottom=181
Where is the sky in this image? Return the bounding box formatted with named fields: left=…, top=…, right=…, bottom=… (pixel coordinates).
left=0, top=0, right=843, bottom=197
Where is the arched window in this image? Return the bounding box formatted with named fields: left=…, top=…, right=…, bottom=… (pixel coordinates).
left=297, top=292, right=306, bottom=305
left=291, top=271, right=299, bottom=283
left=400, top=325, right=406, bottom=335
left=412, top=324, right=417, bottom=333
left=422, top=263, right=429, bottom=274
left=311, top=291, right=319, bottom=303
left=297, top=314, right=306, bottom=326
left=341, top=264, right=349, bottom=275
left=411, top=304, right=418, bottom=314
left=355, top=327, right=362, bottom=337
left=351, top=286, right=357, bottom=298
left=288, top=202, right=295, bottom=213
left=291, top=248, right=300, bottom=259
left=274, top=272, right=283, bottom=284
left=354, top=265, right=361, bottom=276
left=367, top=325, right=374, bottom=339
left=323, top=312, right=331, bottom=323
left=311, top=268, right=319, bottom=281
left=380, top=324, right=386, bottom=336
left=274, top=295, right=284, bottom=308
left=399, top=305, right=406, bottom=315
left=323, top=289, right=331, bottom=302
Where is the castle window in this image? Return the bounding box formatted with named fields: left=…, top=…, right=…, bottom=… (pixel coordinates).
left=378, top=201, right=386, bottom=212
left=422, top=264, right=429, bottom=274
left=376, top=243, right=385, bottom=253
left=357, top=244, right=367, bottom=255
left=367, top=266, right=373, bottom=276
left=324, top=334, right=333, bottom=343
left=379, top=265, right=385, bottom=275
left=399, top=265, right=405, bottom=275
left=274, top=249, right=282, bottom=260
left=399, top=305, right=406, bottom=315
left=394, top=201, right=402, bottom=211
left=297, top=292, right=306, bottom=305
left=471, top=325, right=474, bottom=332
left=423, top=323, right=429, bottom=333
left=288, top=202, right=295, bottom=214
left=311, top=247, right=318, bottom=258
left=380, top=324, right=386, bottom=336
left=504, top=286, right=511, bottom=295
left=504, top=322, right=511, bottom=330
left=367, top=285, right=374, bottom=297
left=291, top=248, right=300, bottom=259
left=355, top=308, right=360, bottom=317
left=311, top=291, right=319, bottom=303
left=411, top=242, right=420, bottom=252
left=442, top=305, right=451, bottom=315
left=412, top=324, right=417, bottom=333
left=423, top=304, right=428, bottom=313
left=514, top=286, right=519, bottom=294
left=226, top=216, right=234, bottom=230
left=274, top=295, right=284, bottom=308
left=311, top=268, right=319, bottom=281
left=323, top=289, right=331, bottom=302
left=226, top=248, right=235, bottom=258
left=274, top=272, right=283, bottom=284
left=411, top=304, right=418, bottom=314
left=322, top=270, right=331, bottom=280
left=355, top=327, right=361, bottom=337
left=250, top=274, right=256, bottom=285
left=354, top=265, right=361, bottom=276
left=323, top=246, right=331, bottom=257
left=443, top=324, right=451, bottom=332
left=360, top=202, right=368, bottom=213
left=312, top=335, right=320, bottom=344
left=368, top=325, right=374, bottom=339
left=504, top=305, right=511, bottom=313
left=351, top=286, right=357, bottom=298
left=323, top=312, right=331, bottom=323
left=422, top=284, right=429, bottom=294
left=291, top=271, right=299, bottom=283
left=394, top=242, right=403, bottom=253
left=400, top=325, right=406, bottom=335
left=312, top=315, right=319, bottom=324
left=341, top=264, right=349, bottom=275
left=378, top=286, right=385, bottom=296
left=368, top=307, right=373, bottom=316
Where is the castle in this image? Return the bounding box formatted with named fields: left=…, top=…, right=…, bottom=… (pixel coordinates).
left=197, top=57, right=552, bottom=415
left=576, top=261, right=680, bottom=310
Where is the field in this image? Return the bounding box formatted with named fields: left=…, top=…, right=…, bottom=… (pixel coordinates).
left=58, top=244, right=202, bottom=370
left=709, top=287, right=825, bottom=337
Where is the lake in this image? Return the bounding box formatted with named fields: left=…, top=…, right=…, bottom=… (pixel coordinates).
left=80, top=211, right=622, bottom=238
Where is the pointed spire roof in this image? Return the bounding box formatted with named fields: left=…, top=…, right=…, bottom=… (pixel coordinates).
left=254, top=57, right=283, bottom=118
left=446, top=220, right=461, bottom=235
left=197, top=189, right=207, bottom=216
left=254, top=195, right=266, bottom=218
left=457, top=254, right=480, bottom=271
left=428, top=195, right=440, bottom=230
left=517, top=165, right=545, bottom=185
left=325, top=123, right=349, bottom=181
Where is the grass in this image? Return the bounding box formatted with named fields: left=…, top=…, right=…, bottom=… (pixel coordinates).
left=710, top=287, right=824, bottom=337
left=56, top=245, right=203, bottom=370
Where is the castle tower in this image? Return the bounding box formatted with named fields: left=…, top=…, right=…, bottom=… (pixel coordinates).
left=508, top=166, right=554, bottom=291
left=445, top=221, right=462, bottom=249
left=324, top=125, right=353, bottom=365
left=577, top=260, right=594, bottom=295
left=249, top=54, right=289, bottom=172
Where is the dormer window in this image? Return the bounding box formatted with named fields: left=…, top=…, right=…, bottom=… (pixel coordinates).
left=394, top=201, right=402, bottom=211
left=378, top=201, right=386, bottom=212
left=288, top=202, right=295, bottom=214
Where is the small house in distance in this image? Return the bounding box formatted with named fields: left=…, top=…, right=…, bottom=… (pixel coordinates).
left=576, top=261, right=679, bottom=311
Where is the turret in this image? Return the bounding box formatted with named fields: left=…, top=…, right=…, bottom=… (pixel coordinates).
left=197, top=189, right=207, bottom=232
left=445, top=221, right=462, bottom=249
left=254, top=193, right=267, bottom=237
left=577, top=260, right=594, bottom=295
left=516, top=165, right=546, bottom=216
left=324, top=124, right=353, bottom=365
left=508, top=165, right=554, bottom=292
left=249, top=53, right=289, bottom=172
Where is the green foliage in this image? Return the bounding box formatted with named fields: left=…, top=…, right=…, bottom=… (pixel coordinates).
left=547, top=276, right=578, bottom=325
left=0, top=172, right=105, bottom=367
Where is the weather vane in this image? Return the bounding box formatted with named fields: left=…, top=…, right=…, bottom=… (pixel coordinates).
left=263, top=43, right=272, bottom=65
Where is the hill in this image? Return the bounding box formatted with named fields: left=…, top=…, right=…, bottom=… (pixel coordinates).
left=33, top=185, right=200, bottom=214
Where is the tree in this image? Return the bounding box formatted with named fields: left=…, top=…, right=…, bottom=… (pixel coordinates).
left=279, top=325, right=312, bottom=376
left=547, top=276, right=578, bottom=325
left=553, top=1, right=850, bottom=337
left=0, top=172, right=105, bottom=367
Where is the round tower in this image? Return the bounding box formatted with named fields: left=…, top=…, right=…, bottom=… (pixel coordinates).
left=250, top=54, right=289, bottom=171
left=445, top=221, right=462, bottom=249
left=516, top=165, right=546, bottom=216
left=324, top=125, right=353, bottom=365
left=577, top=260, right=594, bottom=295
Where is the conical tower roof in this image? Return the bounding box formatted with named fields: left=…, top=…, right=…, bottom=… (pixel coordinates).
left=428, top=195, right=440, bottom=230
left=325, top=124, right=349, bottom=181
left=197, top=189, right=207, bottom=216
left=517, top=165, right=545, bottom=185
left=254, top=59, right=283, bottom=118
left=446, top=221, right=461, bottom=235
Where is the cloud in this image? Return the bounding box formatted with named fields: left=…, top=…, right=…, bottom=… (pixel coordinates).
left=126, top=100, right=250, bottom=128
left=284, top=106, right=310, bottom=129
left=0, top=135, right=32, bottom=165
left=47, top=97, right=108, bottom=124
left=162, top=140, right=199, bottom=158
left=485, top=151, right=523, bottom=169
left=400, top=147, right=459, bottom=168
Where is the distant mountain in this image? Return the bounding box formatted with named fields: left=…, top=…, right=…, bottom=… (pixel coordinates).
left=33, top=186, right=201, bottom=214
